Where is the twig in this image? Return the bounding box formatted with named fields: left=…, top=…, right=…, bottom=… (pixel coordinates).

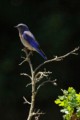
left=34, top=47, right=79, bottom=73
left=20, top=73, right=32, bottom=80
left=19, top=58, right=28, bottom=65
left=26, top=83, right=32, bottom=88
left=33, top=109, right=45, bottom=116
left=35, top=114, right=40, bottom=120
left=19, top=48, right=33, bottom=65
left=34, top=110, right=45, bottom=120
left=35, top=71, right=52, bottom=82
left=36, top=79, right=57, bottom=93
left=23, top=96, right=31, bottom=105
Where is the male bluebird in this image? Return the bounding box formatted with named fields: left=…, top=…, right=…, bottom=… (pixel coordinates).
left=15, top=23, right=47, bottom=60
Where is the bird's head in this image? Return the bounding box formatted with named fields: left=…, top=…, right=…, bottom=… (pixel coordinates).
left=14, top=23, right=29, bottom=34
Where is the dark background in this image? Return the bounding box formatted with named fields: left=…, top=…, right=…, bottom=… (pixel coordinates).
left=0, top=0, right=80, bottom=120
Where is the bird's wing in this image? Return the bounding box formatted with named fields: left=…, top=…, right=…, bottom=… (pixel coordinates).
left=23, top=31, right=47, bottom=60
left=22, top=31, right=39, bottom=49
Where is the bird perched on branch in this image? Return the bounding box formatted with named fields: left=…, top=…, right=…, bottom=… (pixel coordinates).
left=15, top=23, right=47, bottom=60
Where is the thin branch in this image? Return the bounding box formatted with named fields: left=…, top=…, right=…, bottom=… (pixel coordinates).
left=36, top=79, right=57, bottom=93
left=34, top=47, right=79, bottom=73
left=35, top=114, right=40, bottom=120
left=23, top=96, right=31, bottom=105
left=19, top=58, right=28, bottom=65
left=35, top=71, right=52, bottom=82
left=29, top=109, right=45, bottom=120
left=33, top=109, right=45, bottom=116
left=20, top=72, right=32, bottom=93
left=19, top=48, right=33, bottom=65
left=26, top=83, right=32, bottom=88
left=20, top=73, right=32, bottom=80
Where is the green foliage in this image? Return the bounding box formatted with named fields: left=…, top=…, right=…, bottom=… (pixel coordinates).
left=55, top=87, right=80, bottom=120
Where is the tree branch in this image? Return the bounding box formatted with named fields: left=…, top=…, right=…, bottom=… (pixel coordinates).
left=26, top=83, right=32, bottom=88
left=23, top=96, right=31, bottom=105
left=27, top=54, right=36, bottom=120
left=20, top=73, right=32, bottom=80
left=19, top=48, right=36, bottom=120
left=19, top=46, right=79, bottom=120
left=34, top=47, right=79, bottom=73
left=35, top=71, right=52, bottom=82
left=36, top=79, right=57, bottom=94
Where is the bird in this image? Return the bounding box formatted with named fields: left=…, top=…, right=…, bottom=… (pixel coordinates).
left=15, top=23, right=47, bottom=60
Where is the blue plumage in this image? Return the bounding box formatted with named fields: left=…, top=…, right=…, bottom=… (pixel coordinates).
left=23, top=32, right=39, bottom=48
left=15, top=23, right=47, bottom=60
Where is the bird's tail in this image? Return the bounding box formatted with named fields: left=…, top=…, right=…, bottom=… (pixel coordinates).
left=36, top=48, right=47, bottom=60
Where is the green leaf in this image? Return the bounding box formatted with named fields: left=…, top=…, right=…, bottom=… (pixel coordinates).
left=54, top=87, right=80, bottom=120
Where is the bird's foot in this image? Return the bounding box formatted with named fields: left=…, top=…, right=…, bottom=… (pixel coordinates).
left=21, top=48, right=33, bottom=61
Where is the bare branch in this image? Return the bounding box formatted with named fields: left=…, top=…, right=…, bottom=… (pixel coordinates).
left=36, top=79, right=57, bottom=93
left=19, top=58, right=28, bottom=65
left=20, top=73, right=32, bottom=80
left=19, top=47, right=79, bottom=120
left=23, top=96, right=31, bottom=105
left=35, top=71, right=52, bottom=82
left=19, top=48, right=33, bottom=65
left=33, top=109, right=45, bottom=116
left=26, top=83, right=32, bottom=88
left=19, top=48, right=36, bottom=120
left=21, top=48, right=33, bottom=58
left=34, top=47, right=80, bottom=73
left=21, top=56, right=26, bottom=59
left=35, top=114, right=40, bottom=120
left=27, top=109, right=45, bottom=120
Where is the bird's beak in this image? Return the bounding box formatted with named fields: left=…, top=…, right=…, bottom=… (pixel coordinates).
left=14, top=25, right=18, bottom=28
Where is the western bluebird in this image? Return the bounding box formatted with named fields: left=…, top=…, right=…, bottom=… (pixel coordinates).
left=15, top=23, right=47, bottom=60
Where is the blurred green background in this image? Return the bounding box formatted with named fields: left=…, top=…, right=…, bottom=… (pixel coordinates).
left=0, top=0, right=80, bottom=120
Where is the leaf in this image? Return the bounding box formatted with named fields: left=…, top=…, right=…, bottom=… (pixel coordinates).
left=54, top=87, right=80, bottom=120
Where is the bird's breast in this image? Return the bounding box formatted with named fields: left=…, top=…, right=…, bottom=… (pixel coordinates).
left=19, top=33, right=35, bottom=51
